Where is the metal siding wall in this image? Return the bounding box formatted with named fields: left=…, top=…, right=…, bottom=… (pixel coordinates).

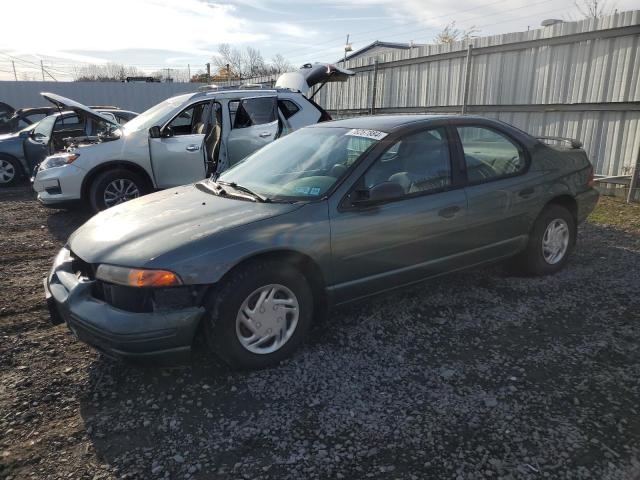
left=319, top=10, right=640, bottom=176
left=0, top=81, right=197, bottom=113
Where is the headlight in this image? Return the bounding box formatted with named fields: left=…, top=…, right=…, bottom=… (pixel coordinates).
left=52, top=247, right=71, bottom=268
left=96, top=264, right=183, bottom=287
left=39, top=153, right=80, bottom=171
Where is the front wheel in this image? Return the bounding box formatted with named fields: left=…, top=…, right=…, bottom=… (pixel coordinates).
left=0, top=156, right=21, bottom=187
left=203, top=260, right=314, bottom=369
left=510, top=204, right=576, bottom=276
left=88, top=168, right=146, bottom=211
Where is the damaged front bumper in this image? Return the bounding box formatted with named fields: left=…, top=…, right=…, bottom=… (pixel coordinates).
left=44, top=248, right=205, bottom=363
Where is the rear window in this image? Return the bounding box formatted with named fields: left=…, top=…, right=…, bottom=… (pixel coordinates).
left=278, top=99, right=300, bottom=119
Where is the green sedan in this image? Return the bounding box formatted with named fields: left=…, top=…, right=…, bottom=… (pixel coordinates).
left=45, top=115, right=599, bottom=369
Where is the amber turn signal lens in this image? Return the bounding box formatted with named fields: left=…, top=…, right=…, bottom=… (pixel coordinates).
left=128, top=269, right=182, bottom=287
left=96, top=264, right=183, bottom=287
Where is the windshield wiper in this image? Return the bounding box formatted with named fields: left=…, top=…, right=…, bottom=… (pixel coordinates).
left=198, top=180, right=227, bottom=196
left=218, top=181, right=270, bottom=203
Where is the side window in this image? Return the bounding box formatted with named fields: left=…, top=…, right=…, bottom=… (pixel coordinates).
left=457, top=126, right=526, bottom=183
left=363, top=128, right=451, bottom=196
left=230, top=97, right=277, bottom=129
left=168, top=102, right=209, bottom=136
left=278, top=99, right=300, bottom=119
left=54, top=114, right=83, bottom=131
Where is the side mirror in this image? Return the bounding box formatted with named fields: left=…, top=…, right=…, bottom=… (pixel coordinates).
left=19, top=130, right=31, bottom=139
left=162, top=126, right=174, bottom=138
left=148, top=126, right=161, bottom=138
left=351, top=181, right=404, bottom=206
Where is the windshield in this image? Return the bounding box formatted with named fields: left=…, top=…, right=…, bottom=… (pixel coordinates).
left=216, top=127, right=382, bottom=200
left=121, top=95, right=187, bottom=133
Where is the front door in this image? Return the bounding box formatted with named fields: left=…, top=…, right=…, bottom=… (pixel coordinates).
left=226, top=96, right=279, bottom=166
left=149, top=101, right=210, bottom=188
left=329, top=126, right=468, bottom=303
left=23, top=115, right=56, bottom=173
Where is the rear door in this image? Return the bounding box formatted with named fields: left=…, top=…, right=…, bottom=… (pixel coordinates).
left=453, top=123, right=538, bottom=257
left=226, top=96, right=278, bottom=166
left=149, top=101, right=210, bottom=188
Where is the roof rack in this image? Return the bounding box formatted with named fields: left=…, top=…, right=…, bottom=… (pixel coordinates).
left=536, top=136, right=583, bottom=149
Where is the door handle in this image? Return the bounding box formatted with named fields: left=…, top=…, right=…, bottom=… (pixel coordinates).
left=518, top=187, right=535, bottom=198
left=259, top=132, right=272, bottom=138
left=186, top=145, right=200, bottom=152
left=438, top=206, right=461, bottom=218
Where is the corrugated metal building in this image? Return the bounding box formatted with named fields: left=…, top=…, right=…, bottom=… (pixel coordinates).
left=315, top=10, right=640, bottom=177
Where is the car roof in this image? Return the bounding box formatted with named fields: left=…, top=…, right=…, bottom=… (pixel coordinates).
left=307, top=114, right=494, bottom=133
left=188, top=88, right=300, bottom=101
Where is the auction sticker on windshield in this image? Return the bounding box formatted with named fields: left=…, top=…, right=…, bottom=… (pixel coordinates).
left=346, top=129, right=388, bottom=140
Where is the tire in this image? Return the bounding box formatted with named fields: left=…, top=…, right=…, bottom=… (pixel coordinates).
left=203, top=260, right=314, bottom=370
left=0, top=156, right=22, bottom=187
left=510, top=204, right=576, bottom=276
left=88, top=168, right=147, bottom=212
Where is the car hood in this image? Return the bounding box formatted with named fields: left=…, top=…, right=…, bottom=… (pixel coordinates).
left=68, top=183, right=301, bottom=267
left=41, top=92, right=119, bottom=127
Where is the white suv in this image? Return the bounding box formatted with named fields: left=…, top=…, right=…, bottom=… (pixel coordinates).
left=33, top=63, right=352, bottom=211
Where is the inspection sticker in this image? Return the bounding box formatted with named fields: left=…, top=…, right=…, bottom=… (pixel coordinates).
left=346, top=128, right=388, bottom=140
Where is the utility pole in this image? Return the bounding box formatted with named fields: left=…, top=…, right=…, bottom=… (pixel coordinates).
left=11, top=61, right=17, bottom=81
left=206, top=62, right=211, bottom=82
left=40, top=60, right=45, bottom=81
left=187, top=64, right=191, bottom=82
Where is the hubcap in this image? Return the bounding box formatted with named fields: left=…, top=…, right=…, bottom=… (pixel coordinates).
left=235, top=284, right=299, bottom=355
left=103, top=178, right=140, bottom=207
left=0, top=159, right=16, bottom=184
left=542, top=218, right=569, bottom=264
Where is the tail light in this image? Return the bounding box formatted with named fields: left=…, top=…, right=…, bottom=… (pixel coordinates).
left=587, top=167, right=595, bottom=188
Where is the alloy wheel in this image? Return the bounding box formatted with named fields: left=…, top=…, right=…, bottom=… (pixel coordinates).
left=0, top=159, right=16, bottom=184
left=542, top=218, right=569, bottom=264
left=103, top=178, right=140, bottom=207
left=235, top=284, right=300, bottom=354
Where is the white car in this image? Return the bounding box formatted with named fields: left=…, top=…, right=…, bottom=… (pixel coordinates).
left=33, top=63, right=353, bottom=211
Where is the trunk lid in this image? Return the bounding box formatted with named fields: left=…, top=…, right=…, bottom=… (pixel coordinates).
left=275, top=63, right=354, bottom=96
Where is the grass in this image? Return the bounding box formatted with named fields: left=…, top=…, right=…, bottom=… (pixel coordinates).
left=588, top=194, right=640, bottom=234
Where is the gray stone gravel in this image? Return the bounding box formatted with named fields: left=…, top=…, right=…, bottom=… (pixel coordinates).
left=1, top=186, right=639, bottom=479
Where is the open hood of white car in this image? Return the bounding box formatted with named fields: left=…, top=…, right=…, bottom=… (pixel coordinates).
left=41, top=92, right=119, bottom=126
left=275, top=63, right=354, bottom=96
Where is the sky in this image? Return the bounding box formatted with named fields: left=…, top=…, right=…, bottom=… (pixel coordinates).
left=0, top=0, right=636, bottom=81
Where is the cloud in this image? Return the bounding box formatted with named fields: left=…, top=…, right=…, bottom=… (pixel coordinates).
left=0, top=0, right=263, bottom=56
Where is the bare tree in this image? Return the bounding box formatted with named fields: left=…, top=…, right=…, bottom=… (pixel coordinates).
left=434, top=21, right=479, bottom=44
left=211, top=44, right=293, bottom=79
left=212, top=43, right=244, bottom=78
left=74, top=63, right=145, bottom=82
left=575, top=0, right=614, bottom=18
left=271, top=54, right=292, bottom=74
left=244, top=47, right=266, bottom=77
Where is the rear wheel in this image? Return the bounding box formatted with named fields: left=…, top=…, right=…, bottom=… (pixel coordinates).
left=88, top=168, right=146, bottom=211
left=203, top=260, right=314, bottom=369
left=510, top=204, right=576, bottom=276
left=0, top=156, right=21, bottom=187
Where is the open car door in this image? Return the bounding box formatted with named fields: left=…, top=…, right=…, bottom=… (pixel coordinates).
left=275, top=63, right=354, bottom=97
left=0, top=102, right=16, bottom=135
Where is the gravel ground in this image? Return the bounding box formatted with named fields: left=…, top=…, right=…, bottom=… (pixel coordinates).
left=1, top=185, right=639, bottom=480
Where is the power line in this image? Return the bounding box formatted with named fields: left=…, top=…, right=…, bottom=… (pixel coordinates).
left=286, top=0, right=565, bottom=62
